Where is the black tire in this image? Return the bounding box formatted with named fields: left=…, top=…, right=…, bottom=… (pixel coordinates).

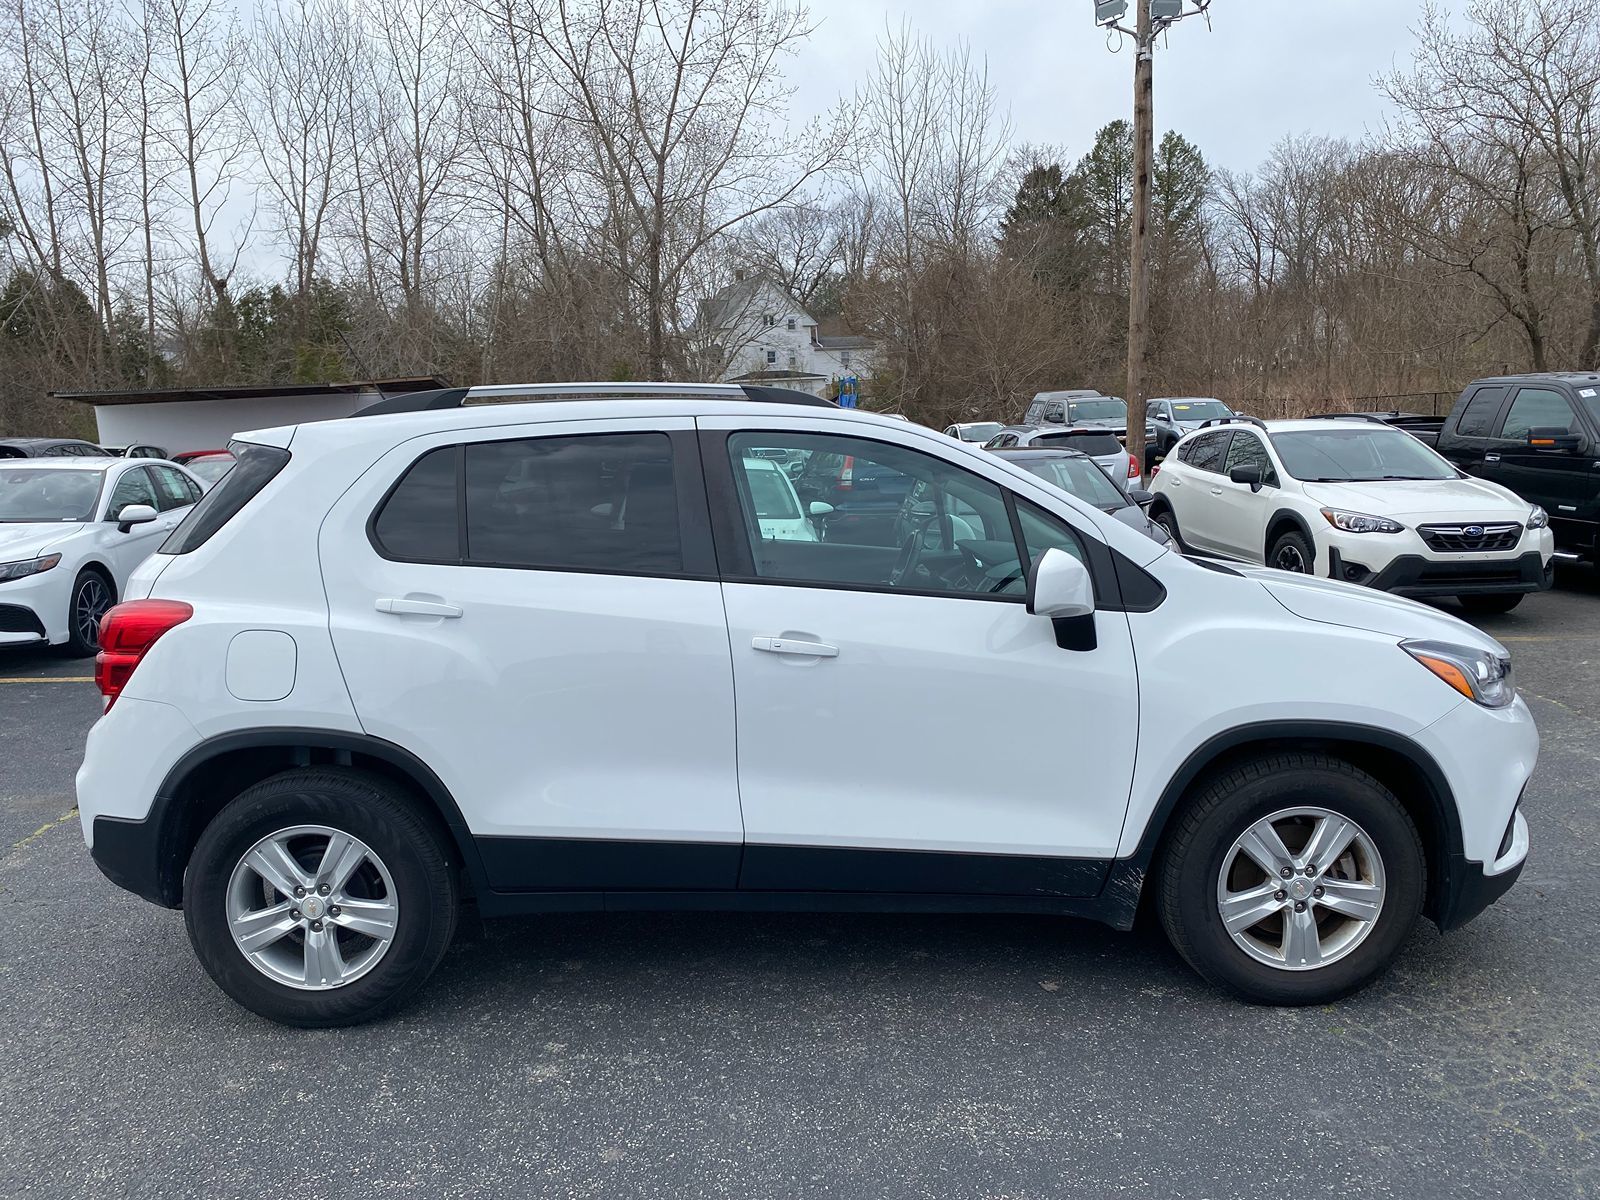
left=1457, top=592, right=1524, bottom=614
left=1156, top=753, right=1425, bottom=1006
left=60, top=568, right=114, bottom=657
left=184, top=768, right=459, bottom=1027
left=1152, top=509, right=1186, bottom=552
left=1268, top=529, right=1315, bottom=574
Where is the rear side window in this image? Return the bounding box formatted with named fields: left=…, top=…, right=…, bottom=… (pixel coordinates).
left=149, top=464, right=200, bottom=510
left=1455, top=386, right=1506, bottom=436
left=372, top=446, right=460, bottom=561
left=1185, top=431, right=1232, bottom=473
left=161, top=441, right=291, bottom=555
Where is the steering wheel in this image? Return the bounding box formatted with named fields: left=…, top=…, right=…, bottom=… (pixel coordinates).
left=888, top=509, right=944, bottom=587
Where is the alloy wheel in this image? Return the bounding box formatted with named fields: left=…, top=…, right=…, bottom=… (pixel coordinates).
left=1216, top=807, right=1386, bottom=971
left=225, top=825, right=400, bottom=990
left=74, top=575, right=112, bottom=649
left=1273, top=544, right=1308, bottom=573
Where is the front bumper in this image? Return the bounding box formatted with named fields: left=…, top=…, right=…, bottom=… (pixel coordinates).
left=1437, top=809, right=1529, bottom=932
left=1329, top=548, right=1551, bottom=597
left=0, top=565, right=71, bottom=644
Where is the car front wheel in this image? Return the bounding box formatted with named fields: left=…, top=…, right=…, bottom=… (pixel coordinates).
left=1268, top=529, right=1315, bottom=574
left=62, top=568, right=114, bottom=657
left=1157, top=752, right=1425, bottom=1005
left=184, top=768, right=459, bottom=1027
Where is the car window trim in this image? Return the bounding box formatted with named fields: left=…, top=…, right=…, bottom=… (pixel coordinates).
left=365, top=428, right=719, bottom=581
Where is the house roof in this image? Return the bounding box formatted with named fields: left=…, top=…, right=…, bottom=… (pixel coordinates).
left=699, top=275, right=812, bottom=330
left=54, top=376, right=449, bottom=407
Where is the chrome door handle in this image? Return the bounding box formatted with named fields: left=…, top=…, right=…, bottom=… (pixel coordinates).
left=752, top=636, right=838, bottom=658
left=375, top=598, right=462, bottom=618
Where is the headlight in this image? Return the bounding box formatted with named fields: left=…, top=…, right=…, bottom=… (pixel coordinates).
left=0, top=553, right=61, bottom=583
left=1402, top=639, right=1514, bottom=708
left=1321, top=509, right=1404, bottom=534
left=1527, top=505, right=1549, bottom=529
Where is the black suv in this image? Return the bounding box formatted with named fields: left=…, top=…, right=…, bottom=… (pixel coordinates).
left=1426, top=373, right=1600, bottom=567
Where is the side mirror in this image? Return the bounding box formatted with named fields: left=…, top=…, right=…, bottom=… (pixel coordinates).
left=1526, top=427, right=1583, bottom=452
left=1127, top=487, right=1154, bottom=508
left=1027, top=547, right=1095, bottom=619
left=1228, top=463, right=1263, bottom=492
left=807, top=501, right=834, bottom=517
left=115, top=503, right=158, bottom=532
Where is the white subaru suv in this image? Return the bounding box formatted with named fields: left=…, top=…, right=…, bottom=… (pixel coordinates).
left=77, top=385, right=1535, bottom=1027
left=1147, top=415, right=1555, bottom=612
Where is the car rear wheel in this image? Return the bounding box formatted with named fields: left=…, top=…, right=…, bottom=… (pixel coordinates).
left=1457, top=592, right=1524, bottom=614
left=184, top=768, right=458, bottom=1027
left=1156, top=752, right=1425, bottom=1005
left=62, top=569, right=114, bottom=657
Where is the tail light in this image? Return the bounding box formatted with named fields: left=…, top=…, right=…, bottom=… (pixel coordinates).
left=1149, top=463, right=1161, bottom=480
left=1127, top=453, right=1140, bottom=479
left=836, top=455, right=855, bottom=490
left=95, top=600, right=193, bottom=709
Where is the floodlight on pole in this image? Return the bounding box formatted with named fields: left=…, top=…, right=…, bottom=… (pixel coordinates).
left=1089, top=0, right=1212, bottom=479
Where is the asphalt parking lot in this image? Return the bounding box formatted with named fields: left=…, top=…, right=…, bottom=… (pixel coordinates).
left=2, top=576, right=1598, bottom=1200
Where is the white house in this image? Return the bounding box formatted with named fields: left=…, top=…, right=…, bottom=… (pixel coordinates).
left=699, top=275, right=875, bottom=399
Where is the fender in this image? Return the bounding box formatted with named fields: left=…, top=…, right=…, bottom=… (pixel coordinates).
left=135, top=727, right=490, bottom=906
left=1098, top=720, right=1465, bottom=929
left=1265, top=508, right=1317, bottom=561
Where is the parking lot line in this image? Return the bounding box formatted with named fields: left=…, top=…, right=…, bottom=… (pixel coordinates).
left=0, top=677, right=94, bottom=684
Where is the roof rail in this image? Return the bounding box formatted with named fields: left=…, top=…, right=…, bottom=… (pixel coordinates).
left=1298, top=413, right=1391, bottom=425
left=1197, top=414, right=1268, bottom=431
left=352, top=380, right=838, bottom=418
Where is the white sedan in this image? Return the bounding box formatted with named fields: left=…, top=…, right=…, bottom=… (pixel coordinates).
left=0, top=457, right=204, bottom=655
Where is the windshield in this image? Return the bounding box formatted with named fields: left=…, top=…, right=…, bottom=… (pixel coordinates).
left=1019, top=456, right=1127, bottom=509
left=1272, top=428, right=1456, bottom=482
left=742, top=462, right=801, bottom=519
left=186, top=455, right=235, bottom=485
left=0, top=468, right=102, bottom=521
left=1169, top=400, right=1231, bottom=421
left=960, top=423, right=1004, bottom=441
left=1066, top=399, right=1127, bottom=422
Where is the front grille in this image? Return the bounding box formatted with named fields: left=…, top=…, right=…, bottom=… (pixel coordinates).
left=0, top=604, right=45, bottom=636
left=1412, top=562, right=1525, bottom=585
left=1418, top=522, right=1522, bottom=552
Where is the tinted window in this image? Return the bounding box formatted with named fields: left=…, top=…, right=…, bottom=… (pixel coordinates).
left=465, top=433, right=682, bottom=575
left=149, top=465, right=200, bottom=511
left=1455, top=386, right=1507, bottom=437
left=1499, top=388, right=1580, bottom=440
left=1017, top=456, right=1127, bottom=510
left=162, top=441, right=291, bottom=554
left=106, top=467, right=158, bottom=516
left=1223, top=433, right=1277, bottom=485
left=372, top=447, right=460, bottom=561
left=1186, top=431, right=1232, bottom=473
left=1034, top=431, right=1122, bottom=456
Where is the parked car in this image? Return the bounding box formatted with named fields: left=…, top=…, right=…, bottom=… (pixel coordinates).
left=1023, top=389, right=1106, bottom=426
left=0, top=437, right=113, bottom=459
left=1382, top=374, right=1600, bottom=569
left=174, top=450, right=236, bottom=490
left=943, top=421, right=1006, bottom=444
left=79, top=382, right=1533, bottom=1026
left=1147, top=415, right=1554, bottom=611
left=1147, top=398, right=1234, bottom=460
left=991, top=447, right=1170, bottom=546
left=741, top=454, right=830, bottom=541
left=983, top=425, right=1142, bottom=487
left=790, top=442, right=915, bottom=546
left=103, top=445, right=169, bottom=459
left=0, top=457, right=204, bottom=654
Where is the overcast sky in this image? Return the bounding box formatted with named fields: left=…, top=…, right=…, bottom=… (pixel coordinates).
left=788, top=0, right=1464, bottom=175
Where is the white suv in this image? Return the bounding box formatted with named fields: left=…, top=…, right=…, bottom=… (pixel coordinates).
left=1148, top=416, right=1555, bottom=612
left=77, top=385, right=1535, bottom=1026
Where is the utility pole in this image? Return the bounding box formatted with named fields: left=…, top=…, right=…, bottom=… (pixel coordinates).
left=1093, top=0, right=1211, bottom=478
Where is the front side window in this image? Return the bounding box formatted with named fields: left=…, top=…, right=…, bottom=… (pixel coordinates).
left=1271, top=429, right=1455, bottom=482
left=106, top=468, right=159, bottom=517
left=1499, top=388, right=1580, bottom=440
left=1045, top=403, right=1065, bottom=422
left=1222, top=433, right=1277, bottom=485
left=0, top=468, right=103, bottom=522
left=728, top=432, right=1033, bottom=599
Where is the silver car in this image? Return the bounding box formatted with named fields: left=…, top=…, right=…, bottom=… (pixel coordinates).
left=983, top=425, right=1141, bottom=488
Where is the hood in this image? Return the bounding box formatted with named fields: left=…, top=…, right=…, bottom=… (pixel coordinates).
left=1239, top=565, right=1506, bottom=651
left=0, top=522, right=84, bottom=560
left=1300, top=476, right=1529, bottom=522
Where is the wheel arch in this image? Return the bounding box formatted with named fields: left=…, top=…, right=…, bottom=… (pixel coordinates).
left=141, top=728, right=487, bottom=907
left=1265, top=509, right=1317, bottom=567
left=1114, top=721, right=1464, bottom=929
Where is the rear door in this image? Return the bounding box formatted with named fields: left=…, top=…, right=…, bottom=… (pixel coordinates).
left=1447, top=384, right=1511, bottom=478
left=1168, top=430, right=1233, bottom=553
left=702, top=416, right=1140, bottom=893
left=319, top=417, right=744, bottom=892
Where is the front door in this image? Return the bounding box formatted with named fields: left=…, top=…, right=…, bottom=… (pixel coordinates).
left=100, top=466, right=177, bottom=581
left=319, top=418, right=744, bottom=891
left=1492, top=386, right=1600, bottom=538
left=703, top=419, right=1140, bottom=896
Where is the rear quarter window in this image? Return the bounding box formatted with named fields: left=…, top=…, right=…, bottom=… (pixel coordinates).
left=160, top=441, right=291, bottom=554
